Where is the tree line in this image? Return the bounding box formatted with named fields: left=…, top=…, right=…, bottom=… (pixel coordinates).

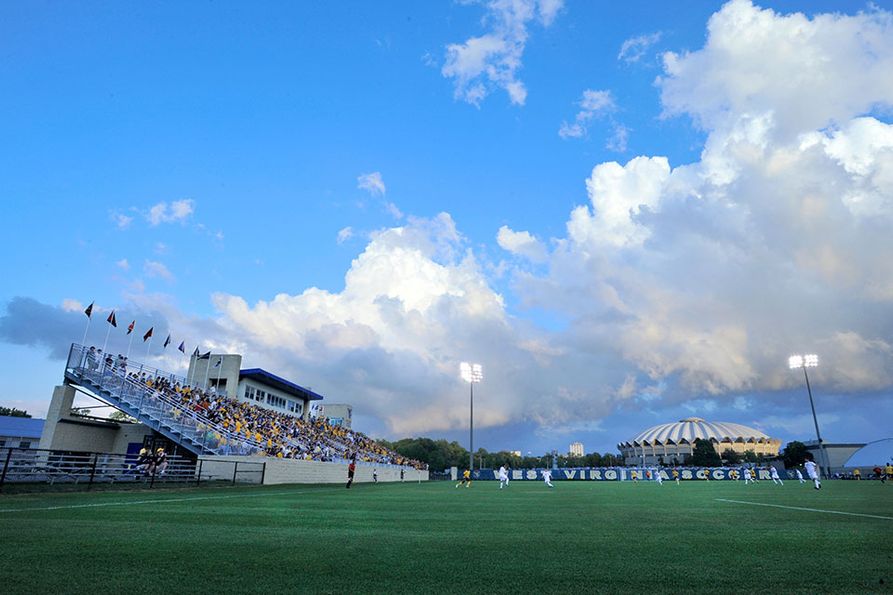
left=685, top=438, right=809, bottom=467
left=376, top=436, right=622, bottom=471
left=377, top=436, right=812, bottom=470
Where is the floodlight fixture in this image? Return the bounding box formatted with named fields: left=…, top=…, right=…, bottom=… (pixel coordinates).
left=460, top=362, right=483, bottom=383
left=460, top=361, right=483, bottom=472
left=787, top=352, right=829, bottom=476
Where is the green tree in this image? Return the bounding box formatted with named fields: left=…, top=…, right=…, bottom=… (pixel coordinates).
left=721, top=449, right=741, bottom=464
left=109, top=410, right=137, bottom=423
left=0, top=406, right=31, bottom=418
left=743, top=449, right=760, bottom=463
left=689, top=438, right=721, bottom=467
left=380, top=437, right=471, bottom=470
left=782, top=441, right=809, bottom=468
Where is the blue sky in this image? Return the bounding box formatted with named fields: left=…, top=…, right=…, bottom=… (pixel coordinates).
left=2, top=0, right=893, bottom=455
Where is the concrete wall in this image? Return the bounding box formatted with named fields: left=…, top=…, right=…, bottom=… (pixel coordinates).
left=317, top=403, right=352, bottom=429
left=200, top=455, right=429, bottom=485
left=38, top=384, right=76, bottom=450
left=38, top=383, right=154, bottom=454
left=188, top=353, right=242, bottom=396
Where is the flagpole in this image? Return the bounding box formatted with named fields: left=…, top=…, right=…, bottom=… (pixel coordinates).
left=126, top=331, right=135, bottom=359
left=215, top=357, right=224, bottom=395
left=188, top=349, right=199, bottom=387
left=102, top=320, right=112, bottom=354
left=145, top=334, right=153, bottom=361
left=81, top=317, right=91, bottom=347
left=203, top=354, right=212, bottom=391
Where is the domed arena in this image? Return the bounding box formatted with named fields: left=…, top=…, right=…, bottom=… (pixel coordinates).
left=618, top=417, right=781, bottom=465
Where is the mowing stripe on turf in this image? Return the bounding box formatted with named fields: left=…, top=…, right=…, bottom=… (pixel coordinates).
left=0, top=489, right=315, bottom=513
left=715, top=498, right=893, bottom=521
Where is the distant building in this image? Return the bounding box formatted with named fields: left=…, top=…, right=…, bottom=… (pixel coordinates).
left=844, top=439, right=893, bottom=469
left=316, top=403, right=352, bottom=429
left=569, top=442, right=584, bottom=457
left=0, top=416, right=44, bottom=449
left=618, top=417, right=781, bottom=466
left=803, top=440, right=865, bottom=474
left=187, top=354, right=324, bottom=420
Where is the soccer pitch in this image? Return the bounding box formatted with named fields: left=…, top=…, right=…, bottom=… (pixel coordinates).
left=1, top=481, right=890, bottom=594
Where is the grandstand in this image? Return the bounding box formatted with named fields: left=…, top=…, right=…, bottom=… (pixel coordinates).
left=41, top=344, right=423, bottom=473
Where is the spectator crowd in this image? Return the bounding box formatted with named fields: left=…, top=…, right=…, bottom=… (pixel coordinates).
left=77, top=345, right=425, bottom=470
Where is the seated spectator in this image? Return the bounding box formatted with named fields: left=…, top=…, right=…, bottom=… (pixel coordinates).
left=153, top=448, right=168, bottom=476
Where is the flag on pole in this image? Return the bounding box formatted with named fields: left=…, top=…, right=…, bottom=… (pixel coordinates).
left=84, top=302, right=94, bottom=318
left=127, top=321, right=135, bottom=335
left=163, top=334, right=171, bottom=348
left=198, top=351, right=211, bottom=360
left=143, top=327, right=153, bottom=342
left=107, top=311, right=117, bottom=327
left=178, top=341, right=186, bottom=354
left=214, top=357, right=222, bottom=367
left=192, top=347, right=200, bottom=357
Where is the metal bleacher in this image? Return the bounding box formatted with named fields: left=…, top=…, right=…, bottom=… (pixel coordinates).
left=63, top=344, right=265, bottom=457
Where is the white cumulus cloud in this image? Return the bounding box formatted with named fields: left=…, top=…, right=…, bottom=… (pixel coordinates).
left=618, top=32, right=661, bottom=64
left=337, top=227, right=354, bottom=244
left=144, top=260, right=174, bottom=282
left=443, top=0, right=564, bottom=106
left=357, top=172, right=386, bottom=196
left=558, top=90, right=625, bottom=149
left=61, top=299, right=83, bottom=312
left=496, top=225, right=547, bottom=262
left=59, top=1, right=893, bottom=442
left=113, top=213, right=134, bottom=229
left=146, top=199, right=195, bottom=226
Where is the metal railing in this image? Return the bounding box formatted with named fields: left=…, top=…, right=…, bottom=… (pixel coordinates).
left=0, top=447, right=265, bottom=493
left=63, top=343, right=421, bottom=469
left=65, top=344, right=266, bottom=456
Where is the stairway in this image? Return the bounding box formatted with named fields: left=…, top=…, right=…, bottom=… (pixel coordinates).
left=64, top=343, right=264, bottom=457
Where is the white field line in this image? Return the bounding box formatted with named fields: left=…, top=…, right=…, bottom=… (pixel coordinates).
left=0, top=489, right=316, bottom=514
left=715, top=498, right=893, bottom=521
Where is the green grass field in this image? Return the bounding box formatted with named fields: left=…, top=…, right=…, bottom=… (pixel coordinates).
left=1, top=479, right=891, bottom=594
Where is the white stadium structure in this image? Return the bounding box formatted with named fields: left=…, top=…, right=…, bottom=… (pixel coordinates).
left=618, top=417, right=781, bottom=465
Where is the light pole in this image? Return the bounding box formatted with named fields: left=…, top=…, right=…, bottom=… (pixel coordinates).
left=460, top=362, right=483, bottom=473
left=788, top=354, right=830, bottom=477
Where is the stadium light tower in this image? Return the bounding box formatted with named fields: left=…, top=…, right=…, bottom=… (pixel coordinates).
left=460, top=362, right=483, bottom=473
left=788, top=354, right=830, bottom=476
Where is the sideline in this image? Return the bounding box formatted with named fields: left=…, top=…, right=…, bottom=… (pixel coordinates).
left=715, top=498, right=893, bottom=521
left=0, top=488, right=318, bottom=514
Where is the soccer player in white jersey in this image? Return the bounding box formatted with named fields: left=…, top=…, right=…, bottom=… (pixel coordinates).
left=770, top=466, right=783, bottom=485
left=804, top=458, right=821, bottom=490
left=743, top=468, right=754, bottom=484
left=498, top=465, right=509, bottom=489
left=795, top=468, right=805, bottom=483
left=654, top=468, right=663, bottom=485
left=542, top=469, right=554, bottom=488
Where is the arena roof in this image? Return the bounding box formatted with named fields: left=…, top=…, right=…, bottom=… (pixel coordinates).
left=239, top=369, right=325, bottom=401
left=843, top=438, right=893, bottom=467
left=619, top=417, right=776, bottom=447
left=0, top=416, right=45, bottom=439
